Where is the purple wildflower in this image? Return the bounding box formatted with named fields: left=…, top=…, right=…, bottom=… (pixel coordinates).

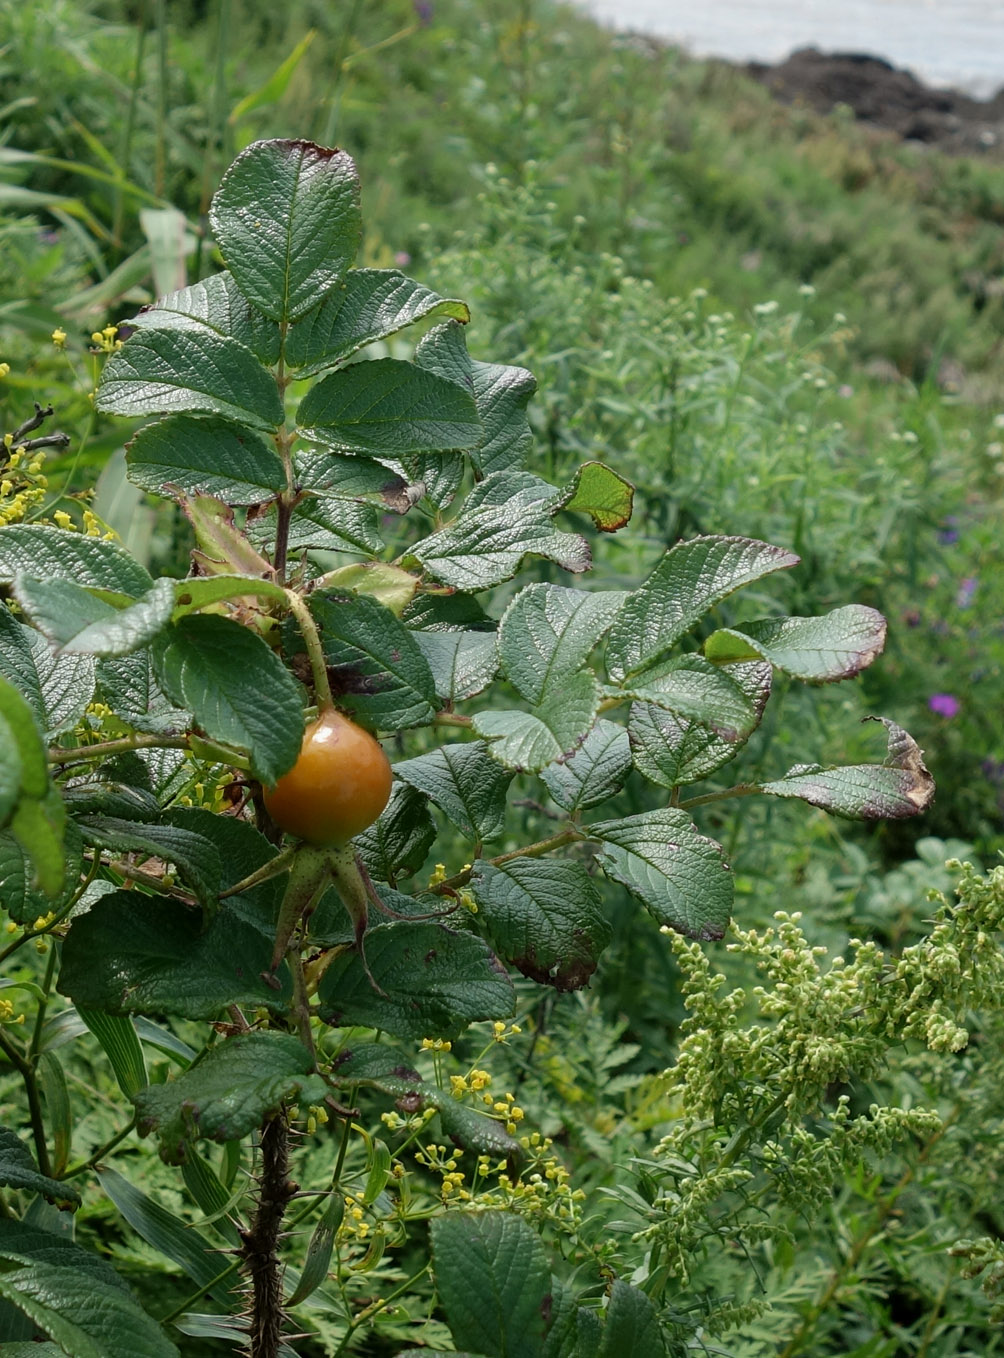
left=413, top=0, right=433, bottom=23
left=955, top=577, right=978, bottom=608
left=928, top=693, right=960, bottom=719
left=394, top=251, right=412, bottom=268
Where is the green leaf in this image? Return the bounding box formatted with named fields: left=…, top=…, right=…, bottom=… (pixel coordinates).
left=294, top=449, right=412, bottom=507
left=629, top=661, right=772, bottom=788
left=97, top=1167, right=226, bottom=1291
left=606, top=535, right=800, bottom=682
left=95, top=327, right=284, bottom=430
left=540, top=719, right=631, bottom=813
left=134, top=1032, right=326, bottom=1164
left=599, top=1280, right=665, bottom=1358
left=13, top=577, right=176, bottom=657
left=58, top=891, right=292, bottom=1020
left=285, top=1191, right=343, bottom=1308
left=393, top=743, right=515, bottom=842
left=704, top=605, right=887, bottom=682
left=210, top=139, right=361, bottom=322
left=36, top=1052, right=71, bottom=1175
left=127, top=271, right=281, bottom=366
left=412, top=629, right=498, bottom=703
left=413, top=471, right=591, bottom=590
left=473, top=670, right=600, bottom=774
left=126, top=414, right=284, bottom=505
left=0, top=677, right=64, bottom=894
left=248, top=497, right=383, bottom=555
left=317, top=922, right=515, bottom=1039
left=297, top=357, right=481, bottom=456
left=430, top=1211, right=552, bottom=1358
left=498, top=585, right=626, bottom=706
left=611, top=654, right=756, bottom=740
left=78, top=1010, right=147, bottom=1099
left=329, top=1042, right=520, bottom=1157
left=94, top=650, right=188, bottom=735
left=0, top=608, right=95, bottom=738
left=9, top=791, right=66, bottom=901
left=0, top=823, right=82, bottom=925
left=560, top=461, right=635, bottom=532
left=0, top=1129, right=79, bottom=1208
left=312, top=562, right=418, bottom=616
left=0, top=1218, right=176, bottom=1358
left=414, top=320, right=535, bottom=476
left=290, top=590, right=436, bottom=730
left=589, top=809, right=733, bottom=940
left=151, top=615, right=303, bottom=783
left=286, top=268, right=470, bottom=377
left=170, top=574, right=288, bottom=617
left=0, top=525, right=153, bottom=595
left=230, top=29, right=317, bottom=123
left=356, top=782, right=436, bottom=883
left=759, top=717, right=935, bottom=819
left=542, top=1283, right=602, bottom=1358
left=471, top=859, right=611, bottom=991
left=74, top=815, right=220, bottom=907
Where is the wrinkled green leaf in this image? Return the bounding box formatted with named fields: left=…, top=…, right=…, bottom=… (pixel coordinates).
left=329, top=1042, right=520, bottom=1157
left=430, top=1212, right=551, bottom=1358
left=415, top=320, right=535, bottom=476
left=0, top=608, right=95, bottom=738
left=599, top=1280, right=665, bottom=1358
left=413, top=471, right=590, bottom=590
left=540, top=718, right=632, bottom=813
left=0, top=823, right=82, bottom=925
left=317, top=922, right=514, bottom=1039
left=14, top=577, right=176, bottom=657
left=498, top=585, right=626, bottom=706
left=152, top=614, right=302, bottom=783
left=589, top=809, right=733, bottom=940
left=74, top=815, right=220, bottom=908
left=126, top=415, right=284, bottom=505
left=629, top=661, right=772, bottom=788
left=210, top=139, right=361, bottom=322
left=704, top=604, right=887, bottom=682
left=294, top=449, right=411, bottom=507
left=248, top=496, right=384, bottom=555
left=606, top=535, right=800, bottom=682
left=393, top=743, right=514, bottom=842
left=134, top=1032, right=327, bottom=1163
left=411, top=629, right=498, bottom=703
left=473, top=670, right=600, bottom=773
left=95, top=327, right=283, bottom=430
left=286, top=268, right=469, bottom=377
left=128, top=270, right=281, bottom=365
left=94, top=650, right=188, bottom=735
left=298, top=357, right=481, bottom=456
left=612, top=654, right=756, bottom=740
left=0, top=525, right=153, bottom=595
left=471, top=859, right=611, bottom=991
left=0, top=1129, right=79, bottom=1208
left=58, top=891, right=291, bottom=1020
left=0, top=1217, right=177, bottom=1358
left=288, top=590, right=436, bottom=730
left=758, top=717, right=935, bottom=819
left=356, top=782, right=437, bottom=884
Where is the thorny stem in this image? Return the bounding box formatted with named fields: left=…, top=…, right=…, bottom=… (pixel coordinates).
left=242, top=1114, right=297, bottom=1358
left=430, top=826, right=584, bottom=897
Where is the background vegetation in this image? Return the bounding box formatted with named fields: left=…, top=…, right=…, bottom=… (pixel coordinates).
left=1, top=1, right=1003, bottom=1353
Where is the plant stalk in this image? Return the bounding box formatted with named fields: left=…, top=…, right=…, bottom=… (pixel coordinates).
left=242, top=1114, right=297, bottom=1358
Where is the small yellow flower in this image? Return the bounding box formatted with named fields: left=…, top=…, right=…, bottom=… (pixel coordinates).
left=51, top=329, right=67, bottom=348
left=0, top=362, right=9, bottom=379
left=53, top=510, right=75, bottom=531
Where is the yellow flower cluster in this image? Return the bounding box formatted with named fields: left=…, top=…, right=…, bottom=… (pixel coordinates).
left=90, top=325, right=123, bottom=355
left=0, top=446, right=48, bottom=527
